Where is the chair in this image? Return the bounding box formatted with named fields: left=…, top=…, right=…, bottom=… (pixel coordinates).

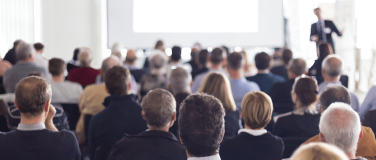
left=340, top=75, right=349, bottom=88
left=59, top=103, right=80, bottom=130
left=273, top=103, right=295, bottom=115
left=282, top=137, right=309, bottom=158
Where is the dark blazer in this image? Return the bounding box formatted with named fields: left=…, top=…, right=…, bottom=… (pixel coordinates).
left=308, top=59, right=324, bottom=85
left=310, top=20, right=342, bottom=53
left=87, top=94, right=148, bottom=160
left=269, top=79, right=295, bottom=105
left=224, top=110, right=241, bottom=138
left=108, top=130, right=187, bottom=160
left=191, top=67, right=209, bottom=80
left=169, top=92, right=190, bottom=137
left=273, top=113, right=320, bottom=138
left=186, top=59, right=198, bottom=73
left=220, top=132, right=284, bottom=160
left=3, top=48, right=18, bottom=65
left=246, top=73, right=285, bottom=93
left=362, top=110, right=376, bottom=137
left=270, top=66, right=288, bottom=81
left=130, top=69, right=145, bottom=83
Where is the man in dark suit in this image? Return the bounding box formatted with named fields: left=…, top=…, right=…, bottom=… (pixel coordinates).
left=310, top=8, right=342, bottom=53
left=3, top=40, right=22, bottom=65
left=108, top=89, right=186, bottom=160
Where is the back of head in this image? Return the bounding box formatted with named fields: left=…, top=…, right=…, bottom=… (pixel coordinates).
left=49, top=58, right=66, bottom=76
left=33, top=42, right=44, bottom=51
left=291, top=142, right=349, bottom=160
left=210, top=48, right=225, bottom=65
left=125, top=49, right=137, bottom=64
left=16, top=42, right=34, bottom=61
left=171, top=46, right=182, bottom=62
left=319, top=102, right=361, bottom=153
left=293, top=77, right=318, bottom=107
left=227, top=52, right=244, bottom=71
left=198, top=49, right=209, bottom=66
left=170, top=67, right=192, bottom=94
left=78, top=49, right=93, bottom=67
left=254, top=52, right=270, bottom=70
left=318, top=42, right=332, bottom=60
left=198, top=72, right=236, bottom=112
left=15, top=76, right=52, bottom=118
left=319, top=84, right=351, bottom=110
left=104, top=66, right=130, bottom=95
left=155, top=40, right=164, bottom=50
left=241, top=91, right=273, bottom=129
left=149, top=53, right=166, bottom=69
left=289, top=58, right=307, bottom=77
left=281, top=48, right=293, bottom=65
left=179, top=93, right=225, bottom=157
left=322, top=55, right=342, bottom=78
left=101, top=56, right=120, bottom=77
left=141, top=89, right=176, bottom=128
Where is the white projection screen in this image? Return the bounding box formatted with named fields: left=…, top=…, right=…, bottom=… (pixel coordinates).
left=107, top=0, right=284, bottom=48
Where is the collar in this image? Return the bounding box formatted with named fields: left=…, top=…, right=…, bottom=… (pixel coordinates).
left=128, top=130, right=179, bottom=141
left=17, top=123, right=46, bottom=131
left=318, top=81, right=342, bottom=92
left=188, top=154, right=221, bottom=160
left=238, top=128, right=267, bottom=136
left=103, top=94, right=137, bottom=107
left=15, top=61, right=35, bottom=66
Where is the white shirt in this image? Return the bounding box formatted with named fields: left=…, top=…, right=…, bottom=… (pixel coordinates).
left=188, top=154, right=221, bottom=160
left=50, top=81, right=83, bottom=103
left=33, top=53, right=51, bottom=80
left=238, top=128, right=267, bottom=136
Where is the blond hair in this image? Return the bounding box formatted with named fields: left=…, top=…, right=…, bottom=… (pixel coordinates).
left=291, top=142, right=349, bottom=160
left=198, top=72, right=236, bottom=111
left=241, top=91, right=273, bottom=129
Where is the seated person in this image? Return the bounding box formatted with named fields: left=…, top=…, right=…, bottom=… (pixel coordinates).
left=198, top=72, right=240, bottom=138
left=87, top=66, right=147, bottom=160
left=67, top=48, right=81, bottom=74
left=179, top=93, right=226, bottom=160
left=49, top=58, right=83, bottom=103
left=246, top=52, right=285, bottom=93
left=319, top=103, right=366, bottom=160
left=3, top=39, right=22, bottom=65
left=68, top=48, right=99, bottom=87
left=123, top=49, right=145, bottom=83
left=273, top=76, right=320, bottom=138
left=3, top=42, right=48, bottom=93
left=220, top=91, right=284, bottom=160
left=0, top=76, right=80, bottom=160
left=108, top=89, right=186, bottom=160
left=291, top=142, right=348, bottom=160
left=191, top=49, right=209, bottom=80
left=166, top=46, right=191, bottom=85
left=308, top=42, right=332, bottom=85
left=359, top=86, right=376, bottom=120
left=270, top=48, right=293, bottom=80
left=33, top=43, right=51, bottom=79
left=303, top=84, right=376, bottom=159
left=269, top=58, right=306, bottom=106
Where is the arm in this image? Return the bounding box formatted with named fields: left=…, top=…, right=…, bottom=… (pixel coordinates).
left=45, top=104, right=58, bottom=131
left=310, top=24, right=318, bottom=41
left=359, top=86, right=376, bottom=120
left=330, top=21, right=342, bottom=36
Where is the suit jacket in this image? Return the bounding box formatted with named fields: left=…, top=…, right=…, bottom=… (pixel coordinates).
left=308, top=59, right=324, bottom=85
left=310, top=20, right=342, bottom=53
left=270, top=66, right=288, bottom=81
left=269, top=79, right=295, bottom=105
left=130, top=69, right=145, bottom=83
left=108, top=130, right=187, bottom=160
left=224, top=110, right=241, bottom=138
left=362, top=110, right=376, bottom=140
left=273, top=113, right=320, bottom=138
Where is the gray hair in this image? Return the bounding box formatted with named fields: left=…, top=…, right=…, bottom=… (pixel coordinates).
left=322, top=55, right=342, bottom=78
left=149, top=53, right=167, bottom=69
left=101, top=56, right=120, bottom=77
left=170, top=67, right=192, bottom=94
left=16, top=41, right=34, bottom=60
left=289, top=58, right=306, bottom=76
left=319, top=102, right=361, bottom=153
left=79, top=48, right=93, bottom=67
left=141, top=89, right=176, bottom=128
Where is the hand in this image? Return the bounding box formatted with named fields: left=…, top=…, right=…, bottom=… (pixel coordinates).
left=45, top=104, right=58, bottom=131
left=313, top=35, right=319, bottom=42
left=339, top=29, right=344, bottom=35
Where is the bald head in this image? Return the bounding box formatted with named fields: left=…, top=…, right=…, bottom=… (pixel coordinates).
left=125, top=50, right=137, bottom=64
left=101, top=56, right=120, bottom=77
left=322, top=55, right=342, bottom=78
left=289, top=58, right=306, bottom=77
left=79, top=49, right=93, bottom=67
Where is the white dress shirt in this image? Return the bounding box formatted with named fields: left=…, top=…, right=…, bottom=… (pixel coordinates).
left=18, top=123, right=46, bottom=131
left=188, top=154, right=221, bottom=160
left=238, top=128, right=267, bottom=136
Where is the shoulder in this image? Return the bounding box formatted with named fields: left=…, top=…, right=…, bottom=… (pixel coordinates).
left=63, top=81, right=83, bottom=89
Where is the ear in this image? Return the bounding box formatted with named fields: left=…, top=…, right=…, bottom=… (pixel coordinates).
left=14, top=100, right=19, bottom=110
left=359, top=130, right=363, bottom=142
left=128, top=83, right=132, bottom=92
left=168, top=84, right=172, bottom=91
left=319, top=133, right=325, bottom=142
left=172, top=112, right=176, bottom=121
left=141, top=110, right=146, bottom=120
left=190, top=81, right=193, bottom=88
left=220, top=129, right=225, bottom=143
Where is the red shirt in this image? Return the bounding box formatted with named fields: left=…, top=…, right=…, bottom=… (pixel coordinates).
left=68, top=67, right=100, bottom=86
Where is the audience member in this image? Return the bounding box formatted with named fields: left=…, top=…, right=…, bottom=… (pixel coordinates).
left=143, top=40, right=165, bottom=71
left=186, top=43, right=201, bottom=73
left=191, top=49, right=209, bottom=80
left=68, top=48, right=99, bottom=87
left=273, top=76, right=320, bottom=138
left=269, top=58, right=307, bottom=105
left=67, top=48, right=80, bottom=73
left=108, top=89, right=186, bottom=160
left=191, top=47, right=226, bottom=92
left=291, top=142, right=349, bottom=160
left=226, top=52, right=260, bottom=110
left=168, top=67, right=192, bottom=137
left=240, top=51, right=252, bottom=77
left=124, top=49, right=145, bottom=83
left=246, top=52, right=284, bottom=93
left=270, top=48, right=293, bottom=80
left=49, top=58, right=83, bottom=103
left=87, top=66, right=147, bottom=160
left=33, top=42, right=50, bottom=79
left=220, top=92, right=284, bottom=160
left=303, top=84, right=376, bottom=159
left=75, top=56, right=121, bottom=144
left=359, top=86, right=376, bottom=120
left=3, top=39, right=22, bottom=65
left=319, top=55, right=359, bottom=111
left=0, top=76, right=81, bottom=159
left=139, top=53, right=168, bottom=100
left=3, top=42, right=48, bottom=93
left=179, top=93, right=225, bottom=160
left=166, top=46, right=192, bottom=84
left=319, top=103, right=366, bottom=160
left=308, top=42, right=332, bottom=84
left=198, top=72, right=240, bottom=138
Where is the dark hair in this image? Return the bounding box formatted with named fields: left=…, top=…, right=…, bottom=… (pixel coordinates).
left=210, top=48, right=224, bottom=65
left=314, top=7, right=320, bottom=12
left=222, top=45, right=230, bottom=56
left=227, top=52, right=244, bottom=70
left=155, top=40, right=164, bottom=50
left=198, top=49, right=209, bottom=66
left=282, top=48, right=293, bottom=65
left=73, top=48, right=80, bottom=61
left=49, top=58, right=66, bottom=76
left=254, top=52, right=270, bottom=70
left=15, top=76, right=52, bottom=118
left=294, top=77, right=318, bottom=106
left=179, top=93, right=225, bottom=157
left=318, top=42, right=332, bottom=60
left=319, top=84, right=351, bottom=110
left=171, top=46, right=182, bottom=61
left=34, top=43, right=44, bottom=51
left=105, top=66, right=131, bottom=95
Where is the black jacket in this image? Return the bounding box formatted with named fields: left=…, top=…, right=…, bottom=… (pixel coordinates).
left=308, top=59, right=324, bottom=85
left=224, top=110, right=241, bottom=138
left=3, top=48, right=18, bottom=65
left=310, top=20, right=342, bottom=53
left=108, top=130, right=187, bottom=160
left=87, top=94, right=148, bottom=160
left=270, top=66, right=288, bottom=81
left=269, top=79, right=295, bottom=105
